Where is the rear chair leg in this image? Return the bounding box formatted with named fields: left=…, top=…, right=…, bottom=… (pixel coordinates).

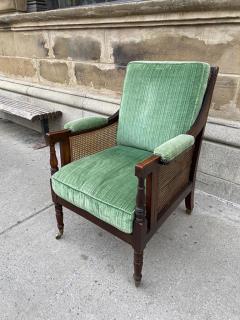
left=133, top=250, right=144, bottom=287
left=55, top=203, right=64, bottom=239
left=185, top=190, right=194, bottom=214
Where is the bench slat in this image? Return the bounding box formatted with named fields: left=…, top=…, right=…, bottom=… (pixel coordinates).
left=0, top=104, right=37, bottom=121
left=0, top=97, right=47, bottom=114
left=0, top=96, right=62, bottom=121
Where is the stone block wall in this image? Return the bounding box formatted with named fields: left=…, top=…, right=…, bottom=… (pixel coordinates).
left=0, top=0, right=239, bottom=203
left=0, top=1, right=239, bottom=122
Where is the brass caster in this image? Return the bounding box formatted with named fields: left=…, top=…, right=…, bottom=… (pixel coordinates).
left=186, top=208, right=192, bottom=215
left=55, top=229, right=64, bottom=240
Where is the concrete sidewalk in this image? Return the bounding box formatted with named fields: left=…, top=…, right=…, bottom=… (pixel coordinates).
left=0, top=119, right=240, bottom=320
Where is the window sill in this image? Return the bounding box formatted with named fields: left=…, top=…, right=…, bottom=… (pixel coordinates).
left=0, top=0, right=239, bottom=31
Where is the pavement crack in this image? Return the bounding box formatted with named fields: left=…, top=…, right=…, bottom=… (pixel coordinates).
left=0, top=203, right=53, bottom=237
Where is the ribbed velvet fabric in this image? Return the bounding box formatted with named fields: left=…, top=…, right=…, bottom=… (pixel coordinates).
left=64, top=116, right=108, bottom=133
left=52, top=146, right=151, bottom=233
left=153, top=134, right=195, bottom=163
left=117, top=61, right=210, bottom=151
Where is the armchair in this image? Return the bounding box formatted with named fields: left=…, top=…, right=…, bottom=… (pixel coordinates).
left=47, top=61, right=218, bottom=287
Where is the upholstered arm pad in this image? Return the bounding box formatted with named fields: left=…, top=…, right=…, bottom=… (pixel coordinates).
left=153, top=134, right=195, bottom=163
left=64, top=117, right=108, bottom=133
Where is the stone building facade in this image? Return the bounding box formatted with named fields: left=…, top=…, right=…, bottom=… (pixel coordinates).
left=0, top=0, right=239, bottom=203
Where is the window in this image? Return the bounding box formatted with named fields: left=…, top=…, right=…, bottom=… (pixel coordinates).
left=27, top=0, right=133, bottom=12
left=47, top=0, right=122, bottom=10
left=58, top=0, right=120, bottom=7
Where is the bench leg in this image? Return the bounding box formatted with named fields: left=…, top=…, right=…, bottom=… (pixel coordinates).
left=33, top=119, right=49, bottom=149
left=40, top=118, right=49, bottom=136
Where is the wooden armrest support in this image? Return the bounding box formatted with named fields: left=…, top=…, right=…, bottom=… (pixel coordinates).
left=135, top=155, right=160, bottom=177
left=46, top=130, right=71, bottom=175
left=46, top=129, right=71, bottom=145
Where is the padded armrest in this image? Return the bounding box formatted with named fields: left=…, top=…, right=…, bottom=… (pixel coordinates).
left=153, top=134, right=195, bottom=163
left=64, top=116, right=108, bottom=133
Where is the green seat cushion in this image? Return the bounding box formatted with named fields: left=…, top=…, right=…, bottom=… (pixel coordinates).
left=51, top=146, right=151, bottom=234
left=117, top=61, right=210, bottom=152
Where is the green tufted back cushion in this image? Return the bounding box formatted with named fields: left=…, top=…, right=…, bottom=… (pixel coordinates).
left=117, top=61, right=210, bottom=152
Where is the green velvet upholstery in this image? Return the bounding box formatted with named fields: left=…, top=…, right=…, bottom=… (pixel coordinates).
left=154, top=134, right=195, bottom=163
left=117, top=61, right=210, bottom=152
left=64, top=116, right=108, bottom=133
left=52, top=146, right=151, bottom=233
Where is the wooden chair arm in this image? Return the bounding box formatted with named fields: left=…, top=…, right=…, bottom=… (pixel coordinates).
left=137, top=145, right=195, bottom=230
left=135, top=142, right=195, bottom=178
left=46, top=111, right=119, bottom=143
left=68, top=111, right=119, bottom=135
left=47, top=111, right=119, bottom=174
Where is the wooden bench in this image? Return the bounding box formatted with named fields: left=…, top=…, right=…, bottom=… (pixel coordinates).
left=0, top=95, right=62, bottom=136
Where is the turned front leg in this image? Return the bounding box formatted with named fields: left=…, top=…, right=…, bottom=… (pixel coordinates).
left=134, top=251, right=143, bottom=287
left=49, top=140, right=63, bottom=239
left=133, top=176, right=147, bottom=287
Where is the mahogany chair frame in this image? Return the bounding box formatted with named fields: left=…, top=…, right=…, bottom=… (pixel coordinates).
left=47, top=66, right=218, bottom=287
